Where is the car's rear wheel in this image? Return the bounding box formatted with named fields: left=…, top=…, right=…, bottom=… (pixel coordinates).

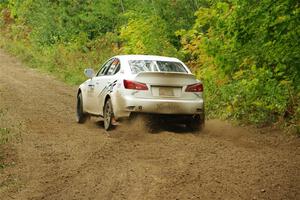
left=186, top=114, right=204, bottom=132
left=76, top=93, right=88, bottom=123
left=103, top=99, right=114, bottom=131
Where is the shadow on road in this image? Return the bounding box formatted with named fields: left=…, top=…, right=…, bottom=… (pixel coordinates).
left=91, top=117, right=202, bottom=135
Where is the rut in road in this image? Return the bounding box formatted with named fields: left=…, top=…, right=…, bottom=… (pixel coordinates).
left=0, top=49, right=299, bottom=200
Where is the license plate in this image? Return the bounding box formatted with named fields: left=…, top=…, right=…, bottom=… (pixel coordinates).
left=159, top=87, right=174, bottom=96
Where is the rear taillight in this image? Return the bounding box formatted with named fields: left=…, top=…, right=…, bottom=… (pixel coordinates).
left=123, top=80, right=148, bottom=90
left=185, top=83, right=203, bottom=92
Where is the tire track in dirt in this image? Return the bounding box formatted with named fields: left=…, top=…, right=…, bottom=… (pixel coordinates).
left=0, top=49, right=299, bottom=200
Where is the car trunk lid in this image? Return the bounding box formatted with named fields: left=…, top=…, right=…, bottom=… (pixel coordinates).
left=134, top=72, right=200, bottom=99
left=135, top=72, right=196, bottom=86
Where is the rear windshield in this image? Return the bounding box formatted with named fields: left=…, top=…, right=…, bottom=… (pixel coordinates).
left=128, top=60, right=187, bottom=74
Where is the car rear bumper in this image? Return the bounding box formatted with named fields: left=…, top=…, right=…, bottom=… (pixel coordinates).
left=113, top=94, right=204, bottom=119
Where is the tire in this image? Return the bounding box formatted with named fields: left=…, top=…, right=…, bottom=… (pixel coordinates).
left=187, top=114, right=204, bottom=132
left=76, top=93, right=88, bottom=124
left=146, top=115, right=160, bottom=133
left=103, top=99, right=114, bottom=131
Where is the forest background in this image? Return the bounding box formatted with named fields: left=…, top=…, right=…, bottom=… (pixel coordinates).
left=0, top=0, right=299, bottom=132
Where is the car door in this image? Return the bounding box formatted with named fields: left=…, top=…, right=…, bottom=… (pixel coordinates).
left=85, top=59, right=113, bottom=114
left=90, top=58, right=121, bottom=115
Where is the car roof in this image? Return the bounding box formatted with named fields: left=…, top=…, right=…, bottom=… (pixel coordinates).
left=115, top=55, right=180, bottom=62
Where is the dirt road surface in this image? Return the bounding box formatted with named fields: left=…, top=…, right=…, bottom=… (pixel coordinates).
left=0, top=49, right=299, bottom=200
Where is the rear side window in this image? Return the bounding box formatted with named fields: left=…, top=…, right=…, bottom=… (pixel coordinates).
left=128, top=60, right=187, bottom=74
left=96, top=59, right=113, bottom=76
left=96, top=58, right=120, bottom=76
left=106, top=59, right=120, bottom=75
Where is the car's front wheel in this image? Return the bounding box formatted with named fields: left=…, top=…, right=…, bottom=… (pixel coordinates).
left=103, top=99, right=114, bottom=131
left=76, top=93, right=88, bottom=124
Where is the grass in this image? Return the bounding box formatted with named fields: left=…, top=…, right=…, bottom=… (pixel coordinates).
left=0, top=109, right=9, bottom=169
left=0, top=108, right=22, bottom=170
left=0, top=107, right=23, bottom=195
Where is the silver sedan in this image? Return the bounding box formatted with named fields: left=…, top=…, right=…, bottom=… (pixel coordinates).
left=76, top=55, right=205, bottom=131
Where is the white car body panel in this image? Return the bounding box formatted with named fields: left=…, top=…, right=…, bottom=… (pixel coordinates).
left=78, top=55, right=204, bottom=120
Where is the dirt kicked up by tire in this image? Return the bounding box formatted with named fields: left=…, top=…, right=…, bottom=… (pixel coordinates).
left=0, top=49, right=299, bottom=200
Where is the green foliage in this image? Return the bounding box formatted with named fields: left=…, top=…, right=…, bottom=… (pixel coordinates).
left=179, top=0, right=299, bottom=127
left=0, top=0, right=299, bottom=128
left=205, top=67, right=290, bottom=125
left=119, top=14, right=178, bottom=56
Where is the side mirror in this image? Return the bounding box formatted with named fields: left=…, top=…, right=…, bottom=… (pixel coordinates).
left=84, top=68, right=95, bottom=78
